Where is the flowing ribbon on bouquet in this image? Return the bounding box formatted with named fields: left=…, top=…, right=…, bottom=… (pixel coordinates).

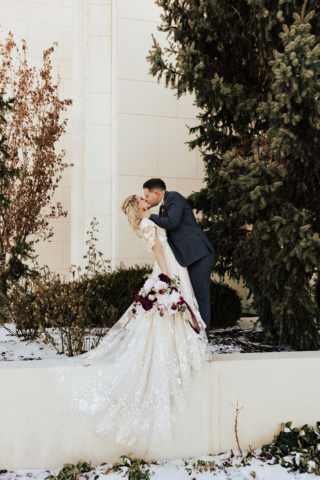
left=183, top=301, right=200, bottom=335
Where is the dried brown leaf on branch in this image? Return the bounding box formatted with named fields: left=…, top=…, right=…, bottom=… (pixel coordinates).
left=0, top=31, right=73, bottom=254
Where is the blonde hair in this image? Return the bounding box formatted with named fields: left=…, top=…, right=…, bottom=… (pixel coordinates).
left=121, top=195, right=142, bottom=238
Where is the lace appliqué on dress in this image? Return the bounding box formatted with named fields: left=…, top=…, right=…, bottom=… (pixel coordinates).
left=140, top=218, right=157, bottom=253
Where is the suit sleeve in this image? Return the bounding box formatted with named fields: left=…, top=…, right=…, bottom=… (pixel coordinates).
left=149, top=194, right=184, bottom=231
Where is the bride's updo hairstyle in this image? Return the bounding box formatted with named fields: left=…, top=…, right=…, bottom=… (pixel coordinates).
left=121, top=195, right=142, bottom=238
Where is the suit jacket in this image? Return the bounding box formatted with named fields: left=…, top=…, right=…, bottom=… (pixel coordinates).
left=149, top=191, right=214, bottom=267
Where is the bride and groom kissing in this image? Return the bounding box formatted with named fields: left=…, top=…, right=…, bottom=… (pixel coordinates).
left=53, top=178, right=215, bottom=448
left=127, top=177, right=215, bottom=338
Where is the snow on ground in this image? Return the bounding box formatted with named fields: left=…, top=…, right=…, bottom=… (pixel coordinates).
left=209, top=342, right=243, bottom=354
left=0, top=317, right=294, bottom=361
left=0, top=324, right=105, bottom=361
left=0, top=324, right=63, bottom=361
left=0, top=451, right=318, bottom=479
left=208, top=317, right=294, bottom=354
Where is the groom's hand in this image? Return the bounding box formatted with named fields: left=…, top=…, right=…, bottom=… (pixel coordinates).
left=140, top=208, right=151, bottom=219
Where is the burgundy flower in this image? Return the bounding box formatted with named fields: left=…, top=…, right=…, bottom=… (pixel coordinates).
left=178, top=296, right=184, bottom=305
left=138, top=297, right=151, bottom=310
left=143, top=299, right=153, bottom=311
left=171, top=305, right=177, bottom=310
left=159, top=289, right=164, bottom=295
left=171, top=287, right=178, bottom=292
left=132, top=308, right=136, bottom=314
left=158, top=273, right=170, bottom=284
left=130, top=289, right=139, bottom=295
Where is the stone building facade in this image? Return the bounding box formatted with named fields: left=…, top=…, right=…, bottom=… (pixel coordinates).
left=0, top=0, right=247, bottom=306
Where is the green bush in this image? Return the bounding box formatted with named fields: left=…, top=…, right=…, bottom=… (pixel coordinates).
left=11, top=268, right=242, bottom=353
left=9, top=286, right=39, bottom=340
left=210, top=280, right=243, bottom=329
left=45, top=460, right=95, bottom=480
left=107, top=454, right=154, bottom=480
left=9, top=219, right=153, bottom=355
left=84, top=263, right=153, bottom=327
left=9, top=262, right=152, bottom=356
left=261, top=421, right=320, bottom=475
left=9, top=219, right=243, bottom=353
left=314, top=274, right=320, bottom=310
left=11, top=267, right=242, bottom=350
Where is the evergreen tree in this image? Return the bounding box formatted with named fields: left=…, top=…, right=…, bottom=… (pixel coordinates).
left=148, top=0, right=320, bottom=350
left=0, top=90, right=37, bottom=324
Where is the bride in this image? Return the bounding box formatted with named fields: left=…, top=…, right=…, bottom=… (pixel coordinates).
left=51, top=194, right=210, bottom=447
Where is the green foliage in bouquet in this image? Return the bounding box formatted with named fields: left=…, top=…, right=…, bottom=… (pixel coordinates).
left=210, top=280, right=243, bottom=329
left=261, top=421, right=320, bottom=475
left=148, top=0, right=320, bottom=350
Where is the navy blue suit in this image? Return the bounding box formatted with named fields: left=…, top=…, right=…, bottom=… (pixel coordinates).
left=149, top=191, right=215, bottom=336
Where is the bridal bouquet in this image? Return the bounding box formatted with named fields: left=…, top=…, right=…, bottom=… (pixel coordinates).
left=130, top=273, right=186, bottom=317
left=130, top=273, right=201, bottom=334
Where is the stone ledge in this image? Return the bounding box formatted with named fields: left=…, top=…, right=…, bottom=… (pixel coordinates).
left=1, top=351, right=319, bottom=469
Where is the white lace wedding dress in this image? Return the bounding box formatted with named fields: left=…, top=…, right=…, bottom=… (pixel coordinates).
left=50, top=218, right=211, bottom=447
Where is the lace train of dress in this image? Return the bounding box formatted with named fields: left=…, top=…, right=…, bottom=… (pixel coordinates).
left=49, top=218, right=211, bottom=447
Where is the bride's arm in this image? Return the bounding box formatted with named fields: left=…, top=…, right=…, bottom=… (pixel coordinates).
left=152, top=231, right=169, bottom=276
left=141, top=222, right=169, bottom=276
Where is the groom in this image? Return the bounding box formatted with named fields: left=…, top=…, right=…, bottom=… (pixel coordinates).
left=140, top=178, right=215, bottom=338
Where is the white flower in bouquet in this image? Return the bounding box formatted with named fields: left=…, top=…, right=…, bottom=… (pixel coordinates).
left=169, top=290, right=180, bottom=304
left=158, top=293, right=171, bottom=307
left=144, top=277, right=156, bottom=291
left=154, top=280, right=168, bottom=291
left=148, top=294, right=155, bottom=301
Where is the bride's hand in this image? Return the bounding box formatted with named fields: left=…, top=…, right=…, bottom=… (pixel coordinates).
left=140, top=209, right=151, bottom=219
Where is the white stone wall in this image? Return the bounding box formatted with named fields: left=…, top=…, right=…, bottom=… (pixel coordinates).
left=85, top=0, right=112, bottom=261
left=115, top=0, right=205, bottom=268
left=0, top=0, right=72, bottom=278
left=2, top=351, right=320, bottom=468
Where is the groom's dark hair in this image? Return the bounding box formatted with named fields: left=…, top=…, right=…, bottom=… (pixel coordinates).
left=143, top=178, right=166, bottom=191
